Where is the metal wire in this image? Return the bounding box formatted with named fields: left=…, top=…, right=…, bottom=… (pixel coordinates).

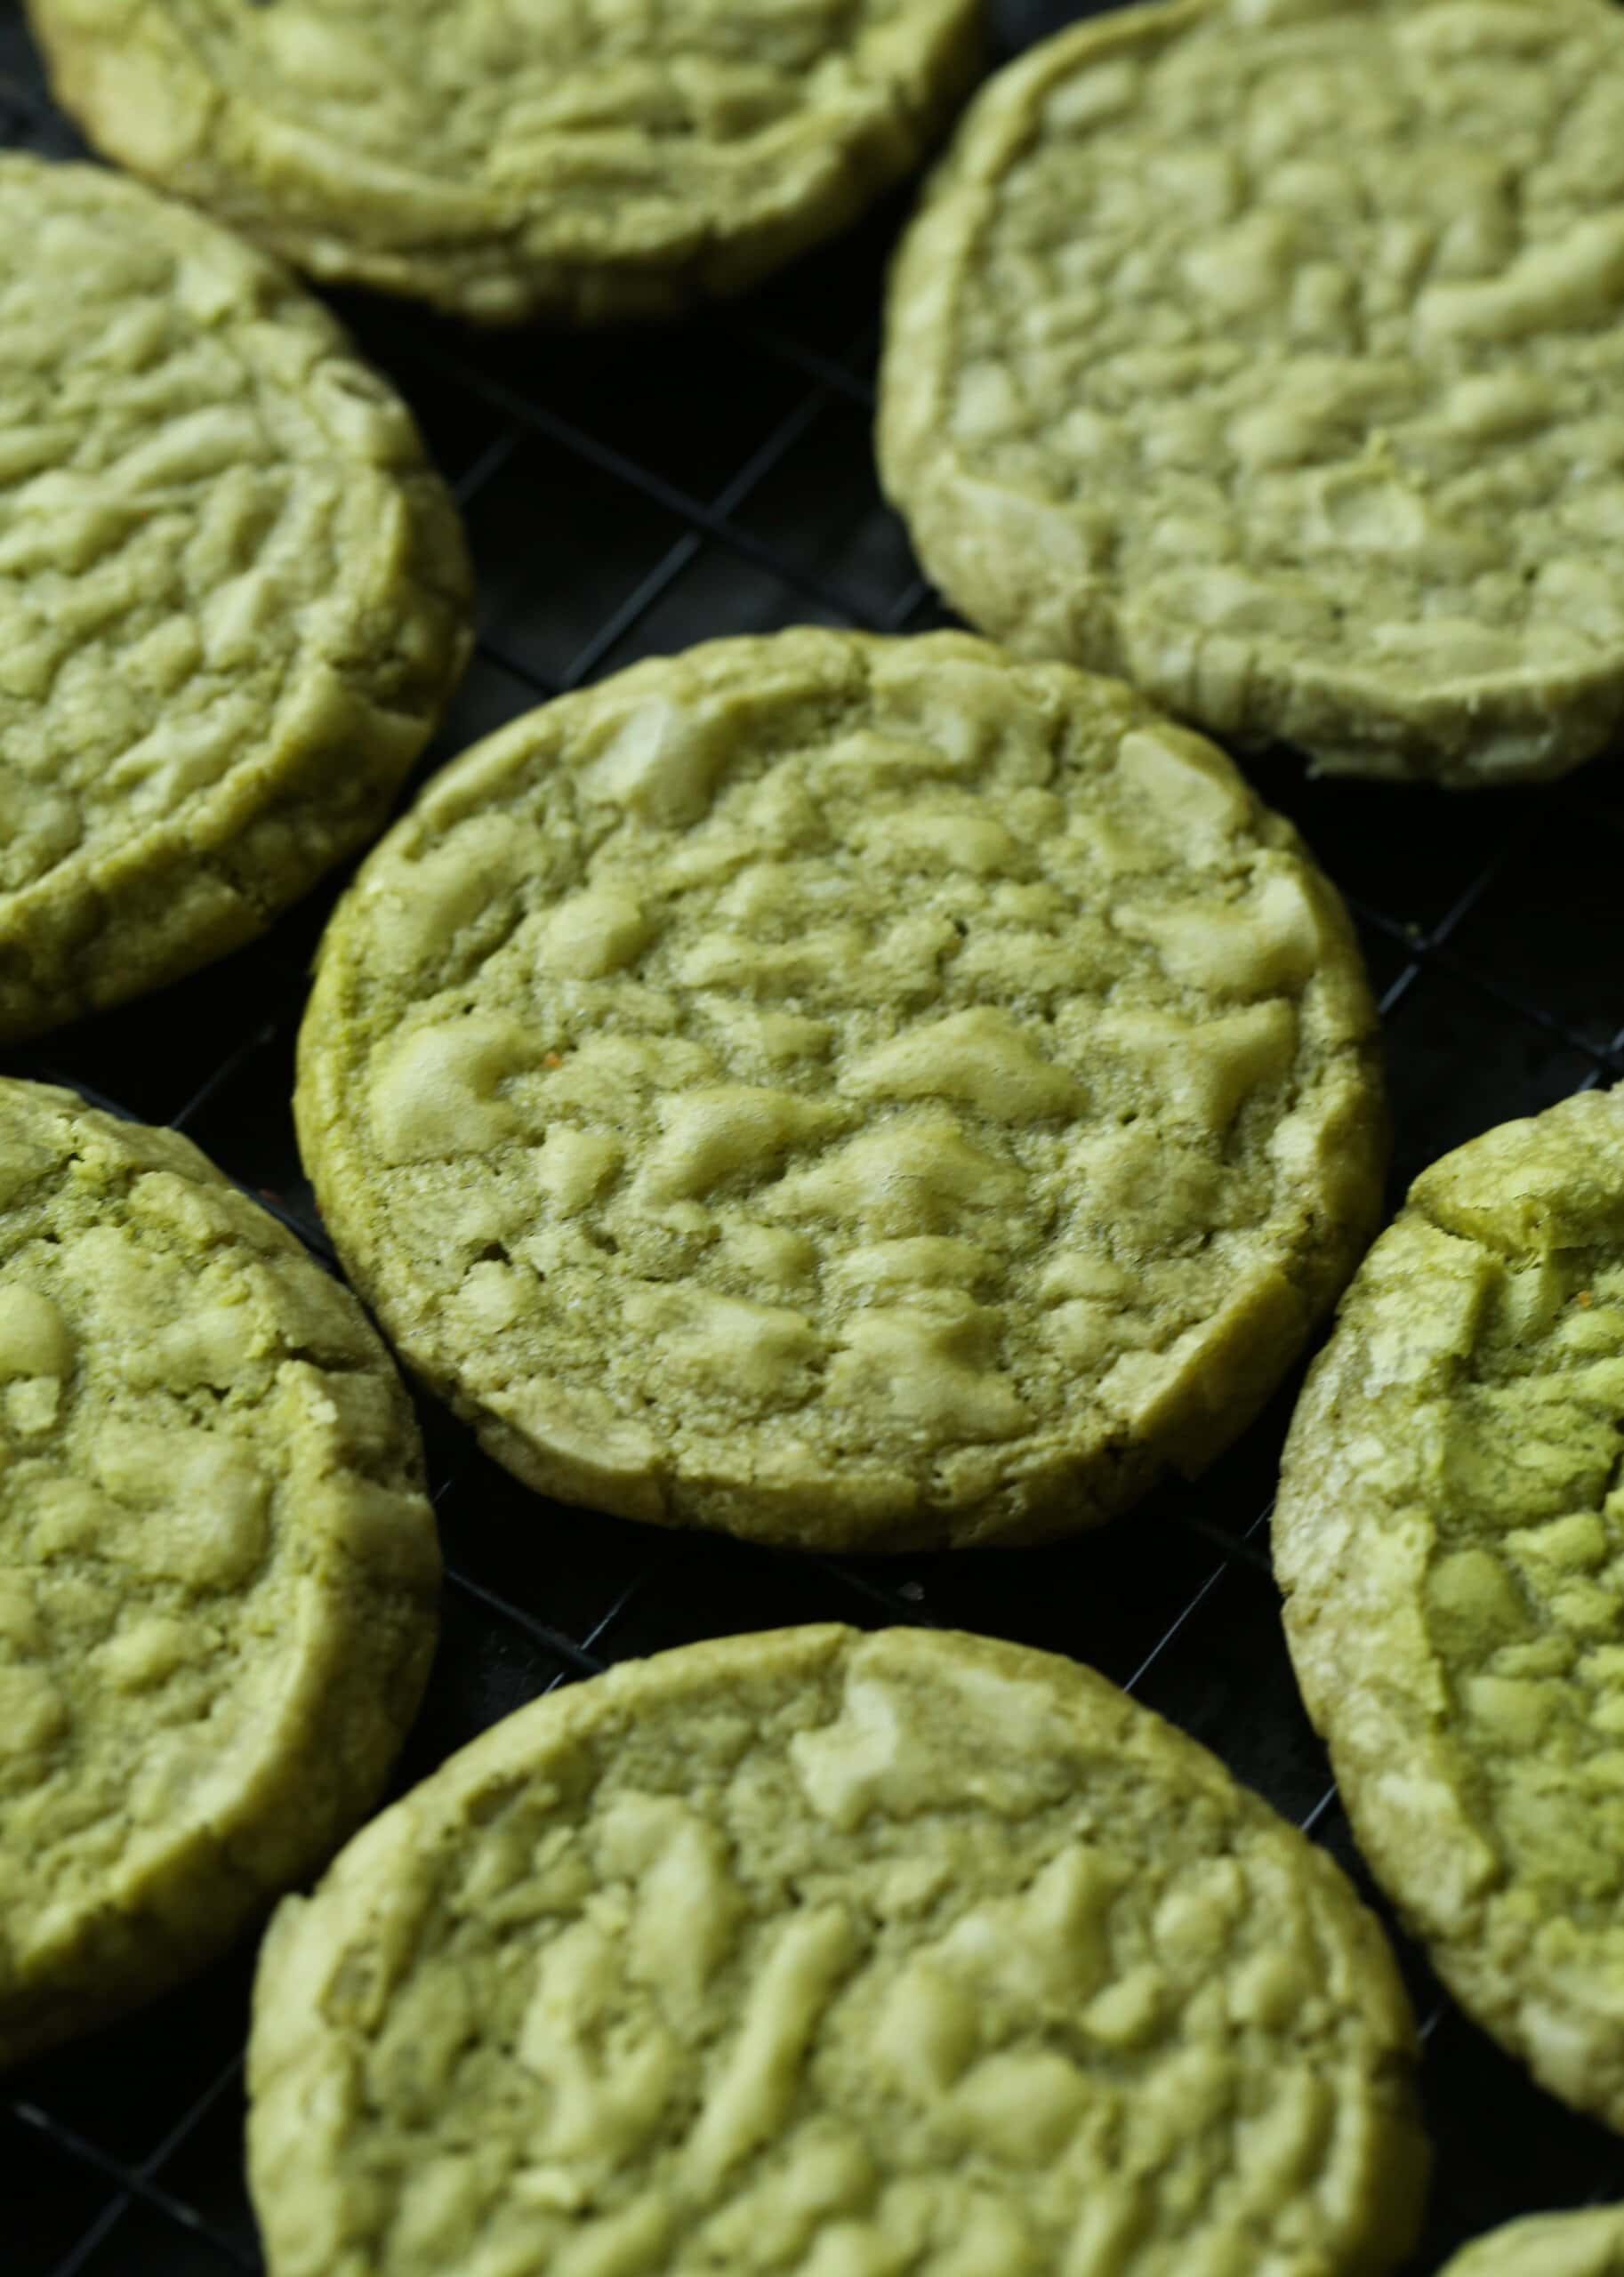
left=5, top=3, right=1624, bottom=2266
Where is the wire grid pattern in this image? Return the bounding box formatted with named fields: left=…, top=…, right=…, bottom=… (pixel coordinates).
left=4, top=3, right=1624, bottom=2268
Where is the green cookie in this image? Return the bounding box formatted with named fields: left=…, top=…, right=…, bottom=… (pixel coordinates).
left=249, top=1625, right=1429, bottom=2277
left=0, top=155, right=470, bottom=1042
left=296, top=628, right=1385, bottom=1550
left=1277, top=1085, right=1624, bottom=2130
left=28, top=0, right=985, bottom=323
left=881, top=0, right=1624, bottom=785
left=0, top=1079, right=439, bottom=2066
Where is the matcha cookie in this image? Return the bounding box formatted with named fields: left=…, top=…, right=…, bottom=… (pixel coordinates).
left=880, top=0, right=1624, bottom=785
left=1436, top=2210, right=1624, bottom=2277
left=0, top=1079, right=439, bottom=2067
left=248, top=1623, right=1429, bottom=2277
left=26, top=0, right=985, bottom=326
left=295, top=628, right=1385, bottom=1551
left=0, top=156, right=470, bottom=1043
left=1275, top=1086, right=1624, bottom=2131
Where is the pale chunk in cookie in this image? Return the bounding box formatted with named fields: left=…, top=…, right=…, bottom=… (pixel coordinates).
left=880, top=0, right=1624, bottom=784
left=0, top=1080, right=438, bottom=2066
left=247, top=1625, right=1428, bottom=2277
left=1276, top=1085, right=1624, bottom=2130
left=28, top=0, right=985, bottom=324
left=296, top=629, right=1385, bottom=1549
left=0, top=156, right=470, bottom=1042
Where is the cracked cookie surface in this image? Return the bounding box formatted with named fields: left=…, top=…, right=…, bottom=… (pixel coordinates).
left=296, top=628, right=1384, bottom=1550
left=0, top=1079, right=439, bottom=2067
left=27, top=0, right=984, bottom=324
left=248, top=1623, right=1428, bottom=2277
left=0, top=156, right=470, bottom=1042
left=1436, top=2210, right=1624, bottom=2277
left=1275, top=1086, right=1624, bottom=2130
left=880, top=0, right=1624, bottom=784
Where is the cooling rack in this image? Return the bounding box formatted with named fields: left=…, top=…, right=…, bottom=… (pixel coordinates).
left=4, top=3, right=1624, bottom=2268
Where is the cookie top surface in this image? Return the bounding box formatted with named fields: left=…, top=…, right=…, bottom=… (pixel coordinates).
left=879, top=0, right=1624, bottom=785
left=247, top=1623, right=1427, bottom=2277
left=1275, top=1085, right=1624, bottom=2129
left=0, top=155, right=470, bottom=1043
left=0, top=1079, right=439, bottom=2066
left=28, top=0, right=984, bottom=322
left=295, top=629, right=1384, bottom=1551
left=1437, top=2211, right=1624, bottom=2277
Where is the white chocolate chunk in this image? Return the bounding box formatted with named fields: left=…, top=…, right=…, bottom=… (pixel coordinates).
left=535, top=1124, right=623, bottom=1213
left=829, top=1297, right=1028, bottom=1441
left=1419, top=213, right=1624, bottom=343
left=0, top=1287, right=72, bottom=1380
left=845, top=1010, right=1081, bottom=1124
left=370, top=1018, right=535, bottom=1163
left=762, top=1114, right=1025, bottom=1236
left=684, top=1907, right=859, bottom=2192
left=1114, top=728, right=1250, bottom=856
left=639, top=1083, right=848, bottom=1203
left=1116, top=870, right=1322, bottom=997
left=623, top=1286, right=823, bottom=1404
left=540, top=888, right=654, bottom=979
left=580, top=697, right=730, bottom=826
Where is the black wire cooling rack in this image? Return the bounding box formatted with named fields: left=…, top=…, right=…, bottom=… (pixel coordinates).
left=5, top=4, right=1624, bottom=2270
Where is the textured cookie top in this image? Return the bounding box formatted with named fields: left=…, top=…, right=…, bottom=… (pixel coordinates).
left=1275, top=1086, right=1624, bottom=2130
left=0, top=156, right=469, bottom=1042
left=296, top=630, right=1383, bottom=1550
left=248, top=1625, right=1427, bottom=2277
left=880, top=0, right=1624, bottom=784
left=28, top=0, right=984, bottom=322
left=0, top=1080, right=439, bottom=2066
left=1437, top=2210, right=1624, bottom=2277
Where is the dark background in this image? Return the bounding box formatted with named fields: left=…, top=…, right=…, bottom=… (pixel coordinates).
left=4, top=3, right=1624, bottom=2268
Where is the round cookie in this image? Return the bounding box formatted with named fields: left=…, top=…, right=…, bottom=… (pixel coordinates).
left=26, top=0, right=985, bottom=326
left=879, top=0, right=1624, bottom=785
left=0, top=156, right=470, bottom=1044
left=0, top=1079, right=439, bottom=2067
left=1275, top=1086, right=1624, bottom=2131
left=1436, top=2211, right=1624, bottom=2277
left=247, top=1623, right=1429, bottom=2277
left=295, top=627, right=1385, bottom=1551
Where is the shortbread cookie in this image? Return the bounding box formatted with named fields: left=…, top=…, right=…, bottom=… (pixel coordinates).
left=0, top=1080, right=439, bottom=2067
left=0, top=156, right=470, bottom=1042
left=26, top=0, right=985, bottom=325
left=1437, top=2210, right=1624, bottom=2277
left=880, top=0, right=1624, bottom=784
left=1276, top=1086, right=1624, bottom=2131
left=295, top=628, right=1385, bottom=1551
left=248, top=1623, right=1429, bottom=2277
